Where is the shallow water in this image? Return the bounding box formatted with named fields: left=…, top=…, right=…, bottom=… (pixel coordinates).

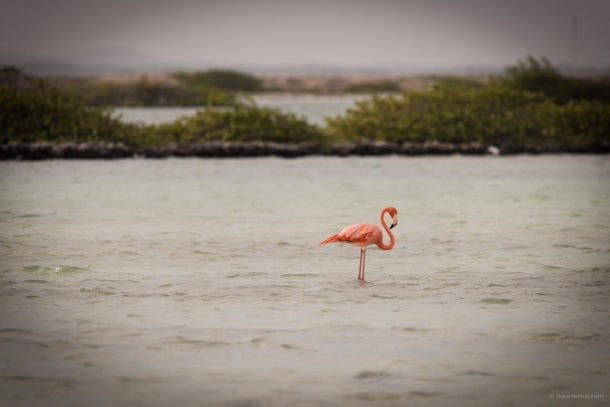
left=1, top=156, right=609, bottom=406
left=111, top=94, right=367, bottom=126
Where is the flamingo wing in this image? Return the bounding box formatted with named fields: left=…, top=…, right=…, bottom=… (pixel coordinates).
left=335, top=223, right=382, bottom=247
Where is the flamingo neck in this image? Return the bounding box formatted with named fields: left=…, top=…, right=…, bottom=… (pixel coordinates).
left=377, top=208, right=395, bottom=250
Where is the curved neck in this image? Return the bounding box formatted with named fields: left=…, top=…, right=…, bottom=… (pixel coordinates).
left=377, top=208, right=395, bottom=250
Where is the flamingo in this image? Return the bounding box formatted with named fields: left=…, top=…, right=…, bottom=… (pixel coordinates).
left=318, top=206, right=398, bottom=281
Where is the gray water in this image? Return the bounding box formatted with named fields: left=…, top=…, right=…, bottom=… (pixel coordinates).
left=1, top=156, right=609, bottom=406
left=112, top=94, right=367, bottom=126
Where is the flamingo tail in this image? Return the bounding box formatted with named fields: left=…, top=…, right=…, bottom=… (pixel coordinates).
left=318, top=233, right=340, bottom=246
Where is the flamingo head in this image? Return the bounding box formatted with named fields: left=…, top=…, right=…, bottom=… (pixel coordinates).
left=386, top=206, right=398, bottom=229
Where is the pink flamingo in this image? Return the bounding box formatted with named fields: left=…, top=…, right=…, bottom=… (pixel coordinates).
left=318, top=206, right=398, bottom=281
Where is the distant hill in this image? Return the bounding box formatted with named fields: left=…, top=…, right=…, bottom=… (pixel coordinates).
left=1, top=48, right=608, bottom=77
left=0, top=47, right=173, bottom=76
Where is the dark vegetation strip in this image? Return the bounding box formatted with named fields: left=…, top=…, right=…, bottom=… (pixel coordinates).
left=1, top=56, right=609, bottom=159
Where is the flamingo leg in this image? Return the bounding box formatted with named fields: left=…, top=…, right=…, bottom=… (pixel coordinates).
left=358, top=248, right=366, bottom=281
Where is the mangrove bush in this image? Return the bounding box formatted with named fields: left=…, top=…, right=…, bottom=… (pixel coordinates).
left=0, top=83, right=326, bottom=148
left=498, top=56, right=610, bottom=104
left=68, top=77, right=236, bottom=107
left=0, top=83, right=137, bottom=143
left=143, top=106, right=326, bottom=148
left=173, top=69, right=263, bottom=92
left=2, top=58, right=609, bottom=154
left=325, top=83, right=610, bottom=151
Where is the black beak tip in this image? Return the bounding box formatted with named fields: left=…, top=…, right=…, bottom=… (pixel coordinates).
left=390, top=223, right=397, bottom=230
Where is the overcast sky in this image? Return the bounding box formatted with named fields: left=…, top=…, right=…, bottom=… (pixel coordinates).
left=1, top=0, right=609, bottom=70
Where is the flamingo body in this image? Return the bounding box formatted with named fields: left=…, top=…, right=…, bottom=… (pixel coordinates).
left=319, top=206, right=398, bottom=281
left=319, top=223, right=382, bottom=248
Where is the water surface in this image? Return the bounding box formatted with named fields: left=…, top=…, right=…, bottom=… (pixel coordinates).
left=112, top=94, right=367, bottom=126
left=1, top=156, right=609, bottom=406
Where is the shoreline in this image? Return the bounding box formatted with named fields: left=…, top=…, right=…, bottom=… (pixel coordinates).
left=1, top=141, right=608, bottom=160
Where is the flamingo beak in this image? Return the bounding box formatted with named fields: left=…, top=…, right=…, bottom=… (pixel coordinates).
left=390, top=216, right=398, bottom=229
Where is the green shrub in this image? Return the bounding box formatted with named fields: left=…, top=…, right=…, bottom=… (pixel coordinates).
left=428, top=75, right=484, bottom=90
left=147, top=106, right=326, bottom=147
left=552, top=101, right=610, bottom=149
left=325, top=82, right=609, bottom=150
left=499, top=55, right=610, bottom=104
left=345, top=80, right=401, bottom=93
left=3, top=58, right=609, bottom=153
left=0, top=84, right=136, bottom=143
left=173, top=69, right=262, bottom=92
left=68, top=78, right=235, bottom=107
left=0, top=85, right=327, bottom=148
